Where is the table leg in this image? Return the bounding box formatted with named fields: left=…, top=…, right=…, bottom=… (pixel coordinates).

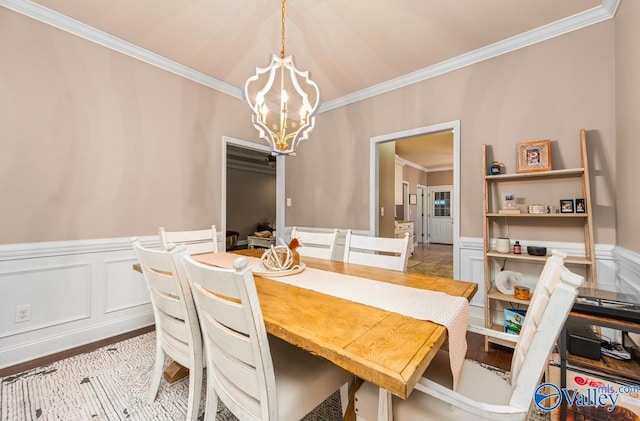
left=377, top=388, right=392, bottom=421
left=163, top=361, right=189, bottom=383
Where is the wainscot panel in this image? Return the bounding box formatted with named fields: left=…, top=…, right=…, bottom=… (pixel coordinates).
left=0, top=236, right=158, bottom=369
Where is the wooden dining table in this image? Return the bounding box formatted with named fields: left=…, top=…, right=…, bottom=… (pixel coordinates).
left=134, top=248, right=477, bottom=420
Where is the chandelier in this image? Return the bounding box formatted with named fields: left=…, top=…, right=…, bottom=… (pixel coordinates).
left=244, top=0, right=320, bottom=155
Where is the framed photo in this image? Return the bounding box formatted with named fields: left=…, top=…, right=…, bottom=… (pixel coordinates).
left=560, top=199, right=574, bottom=213
left=409, top=194, right=417, bottom=205
left=516, top=139, right=552, bottom=173
left=575, top=198, right=586, bottom=213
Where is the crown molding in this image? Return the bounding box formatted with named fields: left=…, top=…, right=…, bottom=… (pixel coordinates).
left=395, top=156, right=427, bottom=172
left=601, top=0, right=622, bottom=16
left=0, top=0, right=243, bottom=99
left=395, top=155, right=452, bottom=173
left=319, top=1, right=619, bottom=113
left=2, top=0, right=619, bottom=111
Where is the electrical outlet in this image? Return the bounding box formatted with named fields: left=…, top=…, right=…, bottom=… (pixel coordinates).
left=15, top=304, right=31, bottom=323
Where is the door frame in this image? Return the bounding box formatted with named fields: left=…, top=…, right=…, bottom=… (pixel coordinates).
left=416, top=184, right=427, bottom=244
left=402, top=181, right=410, bottom=221
left=222, top=136, right=285, bottom=249
left=369, top=120, right=460, bottom=279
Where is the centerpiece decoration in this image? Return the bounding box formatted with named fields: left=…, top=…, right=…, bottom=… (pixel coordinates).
left=257, top=238, right=303, bottom=275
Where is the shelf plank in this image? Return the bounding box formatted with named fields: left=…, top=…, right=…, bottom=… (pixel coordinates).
left=486, top=213, right=588, bottom=218
left=486, top=251, right=592, bottom=265
left=486, top=324, right=517, bottom=349
left=485, top=168, right=584, bottom=181
left=569, top=312, right=640, bottom=332
left=566, top=353, right=640, bottom=382
left=487, top=287, right=532, bottom=305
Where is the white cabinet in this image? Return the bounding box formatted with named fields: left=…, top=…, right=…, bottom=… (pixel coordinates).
left=394, top=162, right=404, bottom=205
left=395, top=221, right=414, bottom=255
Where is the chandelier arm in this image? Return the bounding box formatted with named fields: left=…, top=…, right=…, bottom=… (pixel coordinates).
left=285, top=63, right=321, bottom=115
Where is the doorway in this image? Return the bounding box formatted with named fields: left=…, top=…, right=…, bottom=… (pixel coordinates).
left=428, top=185, right=453, bottom=244
left=369, top=121, right=460, bottom=279
left=222, top=136, right=285, bottom=250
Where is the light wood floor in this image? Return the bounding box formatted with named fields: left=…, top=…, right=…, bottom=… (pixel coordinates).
left=408, top=242, right=453, bottom=278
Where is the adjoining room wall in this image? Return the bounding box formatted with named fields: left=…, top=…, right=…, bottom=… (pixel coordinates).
left=427, top=170, right=453, bottom=187
left=226, top=168, right=276, bottom=241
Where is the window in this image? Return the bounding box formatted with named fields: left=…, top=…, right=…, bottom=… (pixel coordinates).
left=433, top=192, right=451, bottom=217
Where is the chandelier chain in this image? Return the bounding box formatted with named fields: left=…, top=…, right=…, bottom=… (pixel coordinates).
left=280, top=0, right=286, bottom=58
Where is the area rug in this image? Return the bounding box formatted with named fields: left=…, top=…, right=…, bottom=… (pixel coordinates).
left=0, top=332, right=341, bottom=420
left=0, top=332, right=546, bottom=420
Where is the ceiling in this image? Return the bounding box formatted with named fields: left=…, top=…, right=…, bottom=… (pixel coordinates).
left=4, top=0, right=614, bottom=169
left=396, top=131, right=454, bottom=172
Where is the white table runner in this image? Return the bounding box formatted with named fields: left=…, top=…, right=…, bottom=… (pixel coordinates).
left=199, top=252, right=469, bottom=390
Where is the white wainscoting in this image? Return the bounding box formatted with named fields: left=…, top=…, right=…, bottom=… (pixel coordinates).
left=614, top=247, right=640, bottom=295
left=0, top=236, right=161, bottom=369
left=0, top=234, right=637, bottom=369
left=460, top=237, right=626, bottom=328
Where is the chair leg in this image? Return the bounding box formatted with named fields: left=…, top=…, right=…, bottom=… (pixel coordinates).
left=148, top=344, right=165, bottom=403
left=340, top=382, right=350, bottom=415
left=204, top=368, right=219, bottom=421
left=185, top=360, right=203, bottom=421
left=377, top=388, right=392, bottom=421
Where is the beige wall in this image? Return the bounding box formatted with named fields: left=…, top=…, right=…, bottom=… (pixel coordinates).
left=0, top=8, right=624, bottom=249
left=379, top=143, right=396, bottom=238
left=615, top=1, right=640, bottom=253
left=287, top=21, right=616, bottom=244
left=0, top=8, right=258, bottom=243
left=404, top=166, right=428, bottom=193
left=427, top=170, right=453, bottom=187
left=226, top=168, right=276, bottom=241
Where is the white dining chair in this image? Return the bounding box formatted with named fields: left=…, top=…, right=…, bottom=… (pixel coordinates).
left=131, top=239, right=203, bottom=421
left=343, top=230, right=410, bottom=271
left=354, top=250, right=583, bottom=421
left=181, top=254, right=353, bottom=421
left=159, top=225, right=219, bottom=254
left=290, top=227, right=339, bottom=260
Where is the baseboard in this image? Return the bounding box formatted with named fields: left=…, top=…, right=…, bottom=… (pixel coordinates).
left=468, top=305, right=485, bottom=329
left=0, top=312, right=154, bottom=369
